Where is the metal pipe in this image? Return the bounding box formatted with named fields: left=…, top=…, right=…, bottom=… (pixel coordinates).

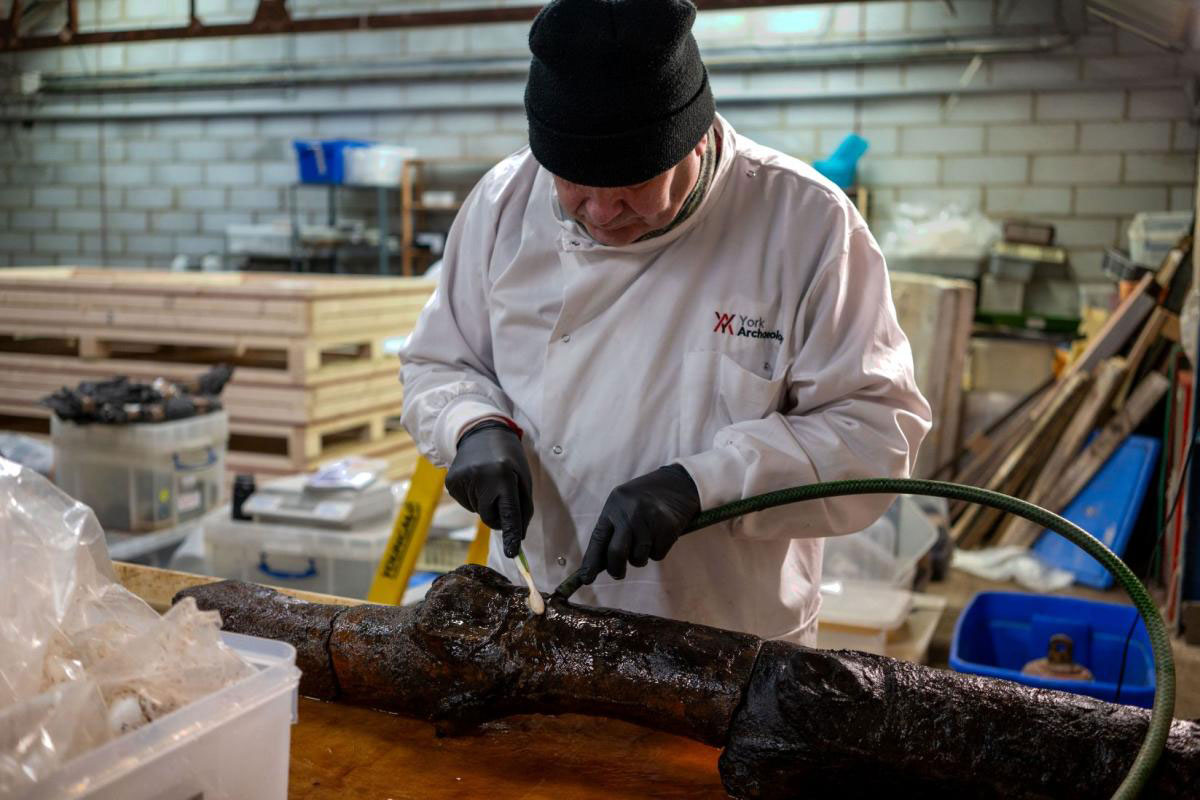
left=5, top=76, right=1185, bottom=122
left=34, top=30, right=1074, bottom=95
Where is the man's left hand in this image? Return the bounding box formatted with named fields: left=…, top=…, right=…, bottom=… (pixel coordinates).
left=577, top=464, right=701, bottom=583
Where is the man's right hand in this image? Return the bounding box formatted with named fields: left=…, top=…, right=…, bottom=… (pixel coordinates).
left=445, top=421, right=534, bottom=558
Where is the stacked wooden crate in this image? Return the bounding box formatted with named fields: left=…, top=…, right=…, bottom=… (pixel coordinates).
left=890, top=271, right=976, bottom=479
left=0, top=268, right=435, bottom=488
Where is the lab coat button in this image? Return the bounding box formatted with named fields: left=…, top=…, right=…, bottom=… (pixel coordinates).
left=552, top=445, right=563, bottom=455
left=556, top=555, right=567, bottom=566
left=569, top=239, right=581, bottom=247
left=561, top=334, right=571, bottom=343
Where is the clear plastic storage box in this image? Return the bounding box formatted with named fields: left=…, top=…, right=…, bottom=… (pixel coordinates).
left=18, top=631, right=299, bottom=800
left=205, top=505, right=394, bottom=598
left=817, top=580, right=914, bottom=654
left=818, top=496, right=941, bottom=655
left=823, top=495, right=939, bottom=589
left=1128, top=210, right=1191, bottom=269
left=53, top=412, right=228, bottom=533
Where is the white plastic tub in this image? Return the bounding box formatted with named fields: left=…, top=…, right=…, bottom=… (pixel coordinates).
left=18, top=631, right=299, bottom=800
left=345, top=144, right=417, bottom=187
left=53, top=412, right=228, bottom=533
left=205, top=505, right=394, bottom=598
left=1129, top=210, right=1191, bottom=268
left=817, top=579, right=913, bottom=654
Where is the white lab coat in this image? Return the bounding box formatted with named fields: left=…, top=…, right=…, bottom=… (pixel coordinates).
left=400, top=114, right=930, bottom=644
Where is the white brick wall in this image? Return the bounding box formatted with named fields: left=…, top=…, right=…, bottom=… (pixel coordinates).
left=1126, top=154, right=1195, bottom=183
left=987, top=187, right=1073, bottom=215
left=1032, top=155, right=1122, bottom=184
left=1080, top=121, right=1172, bottom=152
left=33, top=186, right=78, bottom=208
left=0, top=2, right=1193, bottom=277
left=987, top=123, right=1076, bottom=153
left=899, top=125, right=985, bottom=154
left=1170, top=187, right=1195, bottom=210
left=943, top=156, right=1028, bottom=184
left=1036, top=91, right=1125, bottom=121
left=1075, top=186, right=1169, bottom=215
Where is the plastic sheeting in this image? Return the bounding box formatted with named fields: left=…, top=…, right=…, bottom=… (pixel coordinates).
left=877, top=203, right=1000, bottom=259
left=0, top=457, right=252, bottom=793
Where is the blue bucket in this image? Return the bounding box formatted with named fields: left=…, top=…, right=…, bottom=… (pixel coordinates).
left=293, top=139, right=373, bottom=185
left=950, top=591, right=1154, bottom=708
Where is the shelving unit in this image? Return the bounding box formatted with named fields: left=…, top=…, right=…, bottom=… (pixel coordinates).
left=400, top=158, right=464, bottom=276
left=234, top=159, right=488, bottom=276
left=286, top=183, right=402, bottom=275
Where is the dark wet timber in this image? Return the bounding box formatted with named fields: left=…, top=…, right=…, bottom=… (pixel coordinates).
left=175, top=565, right=1200, bottom=798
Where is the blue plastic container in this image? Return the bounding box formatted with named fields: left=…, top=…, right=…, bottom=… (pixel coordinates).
left=292, top=139, right=373, bottom=184
left=1032, top=434, right=1160, bottom=589
left=950, top=591, right=1154, bottom=708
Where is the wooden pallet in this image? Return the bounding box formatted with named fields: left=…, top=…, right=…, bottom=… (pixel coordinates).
left=0, top=267, right=435, bottom=339
left=224, top=435, right=420, bottom=492
left=0, top=353, right=404, bottom=426
left=0, top=327, right=403, bottom=387
left=0, top=267, right=433, bottom=386
left=0, top=400, right=414, bottom=467
left=224, top=405, right=410, bottom=471
left=0, top=269, right=433, bottom=499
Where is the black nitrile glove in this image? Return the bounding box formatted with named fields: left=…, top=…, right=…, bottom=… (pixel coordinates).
left=578, top=464, right=701, bottom=583
left=445, top=421, right=533, bottom=558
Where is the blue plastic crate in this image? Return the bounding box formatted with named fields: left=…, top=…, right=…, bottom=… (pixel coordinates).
left=950, top=591, right=1154, bottom=708
left=1031, top=434, right=1160, bottom=589
left=292, top=139, right=372, bottom=185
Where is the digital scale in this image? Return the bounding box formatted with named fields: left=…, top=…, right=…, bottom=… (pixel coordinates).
left=241, top=474, right=394, bottom=529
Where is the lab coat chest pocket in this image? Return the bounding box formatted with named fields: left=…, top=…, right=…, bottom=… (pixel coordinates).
left=680, top=350, right=786, bottom=449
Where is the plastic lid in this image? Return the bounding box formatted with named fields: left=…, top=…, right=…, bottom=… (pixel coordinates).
left=819, top=579, right=913, bottom=631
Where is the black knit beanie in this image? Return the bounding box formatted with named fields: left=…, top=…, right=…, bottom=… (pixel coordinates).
left=524, top=0, right=716, bottom=188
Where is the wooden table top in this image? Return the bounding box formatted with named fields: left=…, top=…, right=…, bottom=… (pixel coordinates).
left=290, top=699, right=726, bottom=800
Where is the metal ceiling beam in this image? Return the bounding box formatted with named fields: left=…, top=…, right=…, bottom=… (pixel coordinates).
left=36, top=31, right=1074, bottom=94
left=1, top=0, right=902, bottom=51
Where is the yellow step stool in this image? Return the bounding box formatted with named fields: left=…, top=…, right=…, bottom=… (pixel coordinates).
left=367, top=455, right=490, bottom=605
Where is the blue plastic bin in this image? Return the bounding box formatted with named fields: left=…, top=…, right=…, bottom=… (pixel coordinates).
left=293, top=139, right=373, bottom=184
left=950, top=591, right=1155, bottom=708
left=1031, top=434, right=1160, bottom=589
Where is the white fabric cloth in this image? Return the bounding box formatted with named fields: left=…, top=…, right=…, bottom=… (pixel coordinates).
left=400, top=115, right=931, bottom=644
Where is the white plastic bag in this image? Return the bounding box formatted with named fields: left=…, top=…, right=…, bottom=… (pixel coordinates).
left=0, top=457, right=253, bottom=793
left=951, top=546, right=1074, bottom=592
left=878, top=202, right=1000, bottom=259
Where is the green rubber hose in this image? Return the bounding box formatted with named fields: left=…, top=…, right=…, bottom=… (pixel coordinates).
left=553, top=476, right=1175, bottom=797
left=686, top=478, right=1175, bottom=800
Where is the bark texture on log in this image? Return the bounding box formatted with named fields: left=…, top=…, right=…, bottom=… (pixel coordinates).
left=181, top=578, right=346, bottom=700
left=174, top=566, right=1200, bottom=799
left=720, top=641, right=1200, bottom=800
left=179, top=565, right=760, bottom=745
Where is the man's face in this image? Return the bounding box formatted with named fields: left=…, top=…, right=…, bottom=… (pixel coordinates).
left=552, top=136, right=707, bottom=247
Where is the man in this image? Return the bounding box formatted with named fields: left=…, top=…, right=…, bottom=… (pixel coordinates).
left=401, top=0, right=930, bottom=645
